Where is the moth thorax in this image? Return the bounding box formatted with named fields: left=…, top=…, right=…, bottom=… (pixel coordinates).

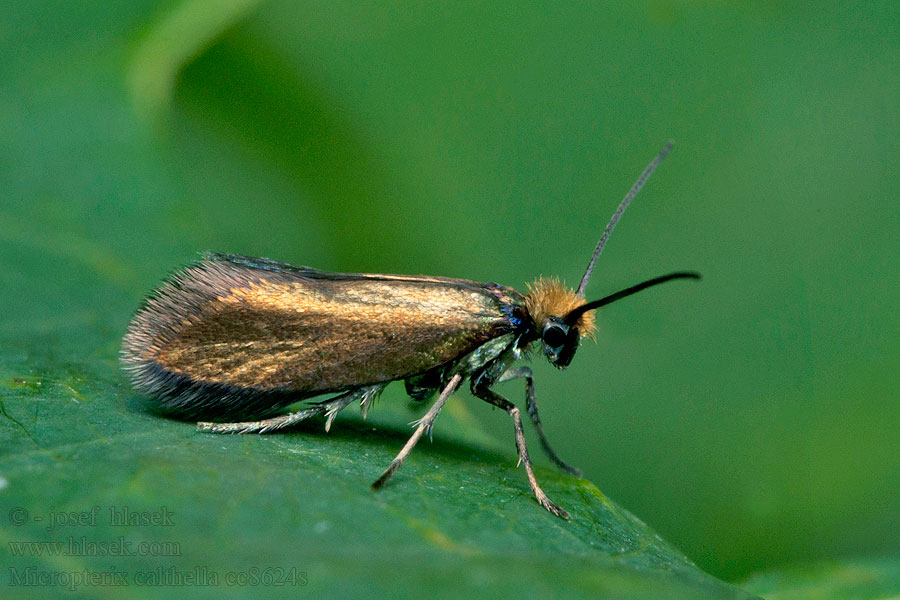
left=524, top=277, right=596, bottom=337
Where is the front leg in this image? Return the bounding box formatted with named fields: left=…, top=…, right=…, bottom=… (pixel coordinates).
left=498, top=367, right=582, bottom=477
left=471, top=380, right=569, bottom=519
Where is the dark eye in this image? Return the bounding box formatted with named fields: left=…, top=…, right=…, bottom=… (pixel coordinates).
left=542, top=324, right=567, bottom=348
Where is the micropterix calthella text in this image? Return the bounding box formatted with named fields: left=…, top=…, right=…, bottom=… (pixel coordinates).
left=121, top=141, right=699, bottom=518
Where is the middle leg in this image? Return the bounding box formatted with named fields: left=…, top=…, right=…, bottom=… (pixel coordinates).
left=371, top=373, right=463, bottom=490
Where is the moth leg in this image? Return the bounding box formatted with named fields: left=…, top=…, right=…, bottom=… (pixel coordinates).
left=471, top=382, right=570, bottom=519
left=198, top=388, right=363, bottom=434
left=372, top=373, right=463, bottom=490
left=197, top=406, right=324, bottom=434
left=498, top=367, right=583, bottom=477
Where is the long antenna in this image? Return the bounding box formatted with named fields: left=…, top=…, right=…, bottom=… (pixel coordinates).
left=565, top=271, right=700, bottom=326
left=575, top=140, right=675, bottom=296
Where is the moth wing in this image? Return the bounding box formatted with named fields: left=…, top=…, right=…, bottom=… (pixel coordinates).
left=122, top=253, right=524, bottom=419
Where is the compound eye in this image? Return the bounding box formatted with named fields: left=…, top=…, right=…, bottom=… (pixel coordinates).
left=542, top=323, right=568, bottom=348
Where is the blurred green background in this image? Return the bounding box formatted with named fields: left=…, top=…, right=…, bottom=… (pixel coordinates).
left=2, top=0, right=898, bottom=586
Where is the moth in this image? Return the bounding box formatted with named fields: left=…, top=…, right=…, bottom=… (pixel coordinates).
left=121, top=142, right=698, bottom=518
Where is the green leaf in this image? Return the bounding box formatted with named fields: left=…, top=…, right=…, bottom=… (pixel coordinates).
left=741, top=559, right=900, bottom=600
left=0, top=356, right=755, bottom=599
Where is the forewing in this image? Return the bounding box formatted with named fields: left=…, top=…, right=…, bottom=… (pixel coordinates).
left=121, top=254, right=523, bottom=418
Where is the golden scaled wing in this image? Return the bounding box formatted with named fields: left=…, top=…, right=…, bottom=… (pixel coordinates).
left=122, top=254, right=523, bottom=412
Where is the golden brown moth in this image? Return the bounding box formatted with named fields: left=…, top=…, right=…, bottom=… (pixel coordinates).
left=121, top=142, right=699, bottom=518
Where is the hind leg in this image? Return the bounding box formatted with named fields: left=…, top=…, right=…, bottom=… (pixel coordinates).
left=198, top=385, right=383, bottom=434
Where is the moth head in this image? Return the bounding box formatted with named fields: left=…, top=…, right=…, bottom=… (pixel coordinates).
left=525, top=278, right=595, bottom=369
left=524, top=271, right=702, bottom=369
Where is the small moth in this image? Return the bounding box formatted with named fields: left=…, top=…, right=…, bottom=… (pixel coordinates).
left=121, top=142, right=698, bottom=518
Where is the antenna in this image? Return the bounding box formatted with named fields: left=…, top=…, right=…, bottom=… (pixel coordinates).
left=575, top=140, right=675, bottom=296
left=565, top=271, right=700, bottom=326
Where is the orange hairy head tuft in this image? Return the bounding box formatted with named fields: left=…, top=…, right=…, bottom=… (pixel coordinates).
left=524, top=277, right=596, bottom=338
